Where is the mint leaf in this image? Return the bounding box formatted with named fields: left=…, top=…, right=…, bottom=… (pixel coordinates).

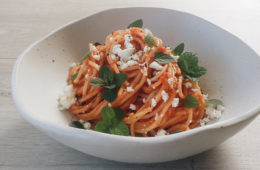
left=102, top=89, right=117, bottom=102
left=154, top=52, right=174, bottom=64
left=170, top=130, right=183, bottom=134
left=72, top=121, right=84, bottom=129
left=94, top=42, right=101, bottom=46
left=206, top=99, right=223, bottom=107
left=94, top=121, right=109, bottom=133
left=109, top=122, right=130, bottom=136
left=184, top=95, right=200, bottom=108
left=82, top=51, right=91, bottom=61
left=98, top=65, right=114, bottom=84
left=114, top=107, right=124, bottom=121
left=114, top=73, right=127, bottom=87
left=177, top=52, right=207, bottom=81
left=145, top=35, right=154, bottom=46
left=172, top=43, right=184, bottom=56
left=71, top=72, right=78, bottom=81
left=127, top=19, right=143, bottom=28
left=89, top=78, right=106, bottom=88
left=101, top=106, right=117, bottom=125
left=103, top=84, right=116, bottom=89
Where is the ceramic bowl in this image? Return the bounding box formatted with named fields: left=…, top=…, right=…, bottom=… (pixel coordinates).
left=12, top=7, right=260, bottom=163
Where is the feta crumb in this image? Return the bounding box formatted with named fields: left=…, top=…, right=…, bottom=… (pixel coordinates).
left=156, top=39, right=160, bottom=47
left=144, top=28, right=153, bottom=36
left=147, top=78, right=151, bottom=85
left=151, top=98, right=157, bottom=107
left=85, top=74, right=88, bottom=79
left=124, top=34, right=134, bottom=48
left=149, top=61, right=163, bottom=70
left=136, top=51, right=143, bottom=56
left=112, top=44, right=121, bottom=54
left=130, top=54, right=139, bottom=61
left=79, top=119, right=84, bottom=124
left=156, top=129, right=167, bottom=136
left=83, top=122, right=91, bottom=129
left=93, top=54, right=100, bottom=60
left=203, top=94, right=208, bottom=100
left=126, top=86, right=134, bottom=92
left=171, top=54, right=179, bottom=60
left=126, top=60, right=138, bottom=67
left=168, top=78, right=173, bottom=84
left=111, top=54, right=116, bottom=60
left=171, top=98, right=179, bottom=107
left=185, top=82, right=192, bottom=88
left=143, top=46, right=150, bottom=52
left=58, top=85, right=76, bottom=110
left=161, top=90, right=168, bottom=102
left=92, top=45, right=97, bottom=51
left=108, top=103, right=111, bottom=107
left=155, top=113, right=158, bottom=120
left=142, top=98, right=146, bottom=103
left=217, top=105, right=225, bottom=112
left=129, top=104, right=136, bottom=110
left=118, top=48, right=135, bottom=62
left=192, top=88, right=198, bottom=92
left=200, top=103, right=225, bottom=126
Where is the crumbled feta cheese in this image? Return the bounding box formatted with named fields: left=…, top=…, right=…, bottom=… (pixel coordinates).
left=126, top=86, right=134, bottom=92
left=120, top=63, right=128, bottom=70
left=126, top=60, right=138, bottom=66
left=108, top=103, right=111, bottom=107
left=161, top=90, right=168, bottom=102
left=168, top=78, right=173, bottom=84
left=93, top=54, right=100, bottom=60
left=200, top=103, right=225, bottom=126
left=143, top=46, right=150, bottom=52
left=85, top=74, right=88, bottom=79
left=156, top=39, right=160, bottom=47
left=147, top=78, right=151, bottom=85
left=171, top=98, right=179, bottom=107
left=149, top=61, right=163, bottom=70
left=136, top=51, right=143, bottom=56
left=79, top=119, right=84, bottom=124
left=92, top=45, right=97, bottom=51
left=112, top=44, right=121, bottom=54
left=171, top=54, right=179, bottom=60
left=142, top=98, right=146, bottom=103
left=129, top=104, right=136, bottom=110
left=83, top=122, right=91, bottom=129
left=192, top=88, right=198, bottom=92
left=156, top=129, right=167, bottom=136
left=130, top=54, right=139, bottom=61
left=151, top=98, right=157, bottom=107
left=155, top=113, right=158, bottom=120
left=217, top=105, right=225, bottom=112
left=118, top=48, right=135, bottom=62
left=203, top=94, right=208, bottom=100
left=144, top=28, right=153, bottom=36
left=58, top=85, right=76, bottom=110
left=124, top=34, right=134, bottom=48
left=185, top=82, right=192, bottom=88
left=111, top=54, right=116, bottom=60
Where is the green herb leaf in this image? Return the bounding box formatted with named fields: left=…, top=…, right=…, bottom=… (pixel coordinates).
left=114, top=107, right=124, bottom=121
left=206, top=99, right=223, bottom=107
left=172, top=43, right=184, bottom=56
left=82, top=51, right=91, bottom=61
left=145, top=35, right=154, bottom=46
left=177, top=52, right=207, bottom=81
left=170, top=130, right=183, bottom=134
left=109, top=122, right=130, bottom=136
left=72, top=121, right=84, bottom=129
left=94, top=106, right=129, bottom=136
left=114, top=73, right=127, bottom=87
left=154, top=52, right=174, bottom=64
left=127, top=19, right=143, bottom=28
left=71, top=72, right=78, bottom=81
left=89, top=77, right=106, bottom=88
left=102, top=89, right=117, bottom=102
left=98, top=65, right=114, bottom=84
left=94, top=42, right=101, bottom=46
left=184, top=95, right=200, bottom=108
left=103, top=84, right=116, bottom=89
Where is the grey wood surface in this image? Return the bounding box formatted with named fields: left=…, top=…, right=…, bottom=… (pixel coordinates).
left=0, top=0, right=259, bottom=169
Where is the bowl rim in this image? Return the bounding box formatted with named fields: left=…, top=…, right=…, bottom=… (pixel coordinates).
left=11, top=7, right=260, bottom=142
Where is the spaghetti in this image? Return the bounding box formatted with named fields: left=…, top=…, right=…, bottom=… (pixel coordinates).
left=62, top=23, right=215, bottom=137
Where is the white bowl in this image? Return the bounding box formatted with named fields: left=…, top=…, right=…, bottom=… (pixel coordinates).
left=12, top=7, right=260, bottom=163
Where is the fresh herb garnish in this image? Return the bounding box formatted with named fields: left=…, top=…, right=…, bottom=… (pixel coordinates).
left=184, top=95, right=200, bottom=108
left=177, top=52, right=207, bottom=81
left=82, top=51, right=91, bottom=61
left=154, top=52, right=174, bottom=64
left=170, top=130, right=183, bottom=134
left=94, top=106, right=129, bottom=136
left=127, top=19, right=143, bottom=28
left=72, top=121, right=84, bottom=129
left=145, top=35, right=154, bottom=46
left=71, top=72, right=78, bottom=81
left=206, top=99, right=223, bottom=108
left=89, top=65, right=127, bottom=102
left=94, top=42, right=101, bottom=46
left=172, top=43, right=184, bottom=56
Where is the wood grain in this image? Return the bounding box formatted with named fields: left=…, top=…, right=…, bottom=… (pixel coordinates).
left=0, top=0, right=259, bottom=169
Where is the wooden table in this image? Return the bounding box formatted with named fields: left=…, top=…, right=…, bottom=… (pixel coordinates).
left=0, top=0, right=259, bottom=169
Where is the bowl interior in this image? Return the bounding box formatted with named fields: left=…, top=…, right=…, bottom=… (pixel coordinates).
left=13, top=7, right=260, bottom=128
